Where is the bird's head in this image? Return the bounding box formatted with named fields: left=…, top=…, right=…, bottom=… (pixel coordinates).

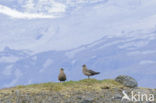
left=60, top=68, right=64, bottom=71
left=82, top=64, right=86, bottom=67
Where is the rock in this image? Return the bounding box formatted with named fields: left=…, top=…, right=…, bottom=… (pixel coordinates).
left=81, top=97, right=94, bottom=103
left=112, top=94, right=122, bottom=100
left=115, top=75, right=138, bottom=88
left=77, top=96, right=82, bottom=99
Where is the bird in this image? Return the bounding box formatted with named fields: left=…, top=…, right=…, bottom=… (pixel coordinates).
left=82, top=64, right=100, bottom=79
left=58, top=68, right=66, bottom=82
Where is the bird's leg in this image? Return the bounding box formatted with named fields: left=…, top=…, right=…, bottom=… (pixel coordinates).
left=88, top=76, right=89, bottom=79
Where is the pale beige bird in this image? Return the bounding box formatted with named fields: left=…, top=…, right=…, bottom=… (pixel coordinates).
left=82, top=64, right=100, bottom=79
left=58, top=68, right=66, bottom=82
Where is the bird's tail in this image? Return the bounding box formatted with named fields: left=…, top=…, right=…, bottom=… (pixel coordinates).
left=95, top=72, right=100, bottom=74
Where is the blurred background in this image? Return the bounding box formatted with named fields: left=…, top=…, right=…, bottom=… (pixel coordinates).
left=0, top=0, right=155, bottom=88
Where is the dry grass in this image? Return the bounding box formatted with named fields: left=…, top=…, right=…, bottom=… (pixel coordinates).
left=0, top=79, right=123, bottom=94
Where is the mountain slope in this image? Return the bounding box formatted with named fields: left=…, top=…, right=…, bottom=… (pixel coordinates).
left=0, top=0, right=156, bottom=88
left=0, top=0, right=156, bottom=52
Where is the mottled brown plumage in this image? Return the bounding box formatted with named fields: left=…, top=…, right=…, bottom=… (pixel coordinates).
left=82, top=64, right=100, bottom=79
left=58, top=68, right=66, bottom=82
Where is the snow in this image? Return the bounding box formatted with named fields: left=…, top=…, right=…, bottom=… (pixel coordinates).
left=0, top=4, right=58, bottom=19
left=139, top=60, right=156, bottom=65
left=0, top=0, right=156, bottom=53
left=0, top=55, right=19, bottom=63
left=39, top=59, right=53, bottom=73
left=43, top=59, right=53, bottom=68
left=127, top=50, right=156, bottom=56
left=2, top=65, right=13, bottom=76
left=0, top=0, right=156, bottom=88
left=4, top=69, right=23, bottom=87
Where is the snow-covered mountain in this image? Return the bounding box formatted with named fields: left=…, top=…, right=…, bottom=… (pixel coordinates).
left=0, top=0, right=156, bottom=88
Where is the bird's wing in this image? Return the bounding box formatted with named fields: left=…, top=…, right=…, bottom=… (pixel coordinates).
left=88, top=69, right=98, bottom=74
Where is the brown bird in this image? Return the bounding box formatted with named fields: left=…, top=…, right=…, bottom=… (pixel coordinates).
left=58, top=68, right=66, bottom=82
left=82, top=64, right=100, bottom=79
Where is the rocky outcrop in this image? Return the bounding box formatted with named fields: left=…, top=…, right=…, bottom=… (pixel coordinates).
left=0, top=79, right=155, bottom=103
left=115, top=75, right=138, bottom=88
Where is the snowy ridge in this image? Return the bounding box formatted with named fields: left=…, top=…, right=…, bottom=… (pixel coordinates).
left=0, top=4, right=58, bottom=19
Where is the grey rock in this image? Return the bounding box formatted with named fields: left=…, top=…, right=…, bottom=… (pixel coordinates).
left=112, top=94, right=122, bottom=100
left=77, top=96, right=82, bottom=99
left=115, top=75, right=138, bottom=88
left=81, top=97, right=94, bottom=103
